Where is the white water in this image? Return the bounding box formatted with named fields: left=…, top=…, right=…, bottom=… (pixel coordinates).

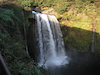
left=36, top=14, right=44, bottom=65
left=32, top=11, right=68, bottom=69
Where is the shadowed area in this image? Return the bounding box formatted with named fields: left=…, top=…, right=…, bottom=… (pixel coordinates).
left=56, top=25, right=100, bottom=75
left=27, top=15, right=100, bottom=75
left=46, top=25, right=100, bottom=75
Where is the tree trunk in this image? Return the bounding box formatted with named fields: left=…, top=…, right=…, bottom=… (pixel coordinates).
left=22, top=10, right=29, bottom=57
left=91, top=21, right=96, bottom=53
left=0, top=54, right=11, bottom=75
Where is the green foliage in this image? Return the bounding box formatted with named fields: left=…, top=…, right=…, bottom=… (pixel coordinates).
left=95, top=33, right=100, bottom=53
left=16, top=0, right=40, bottom=9
left=59, top=0, right=100, bottom=53
left=61, top=26, right=92, bottom=52
left=53, top=0, right=68, bottom=14
left=9, top=59, right=43, bottom=75
left=19, top=0, right=33, bottom=7
left=0, top=4, right=43, bottom=75
left=41, top=0, right=55, bottom=7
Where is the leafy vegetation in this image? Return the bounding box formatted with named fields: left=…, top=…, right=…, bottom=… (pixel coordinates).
left=59, top=1, right=100, bottom=52
left=0, top=4, right=43, bottom=75
left=0, top=0, right=100, bottom=75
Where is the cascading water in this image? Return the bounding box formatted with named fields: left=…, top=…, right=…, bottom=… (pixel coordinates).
left=32, top=11, right=68, bottom=69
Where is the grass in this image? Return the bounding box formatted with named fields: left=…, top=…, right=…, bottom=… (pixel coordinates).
left=40, top=0, right=100, bottom=53
left=58, top=1, right=100, bottom=53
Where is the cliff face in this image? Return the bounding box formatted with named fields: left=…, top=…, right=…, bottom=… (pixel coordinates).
left=27, top=18, right=40, bottom=62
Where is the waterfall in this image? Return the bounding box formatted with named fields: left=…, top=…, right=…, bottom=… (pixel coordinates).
left=32, top=11, right=68, bottom=68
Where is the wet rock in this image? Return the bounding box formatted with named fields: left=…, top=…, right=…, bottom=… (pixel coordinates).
left=27, top=18, right=40, bottom=62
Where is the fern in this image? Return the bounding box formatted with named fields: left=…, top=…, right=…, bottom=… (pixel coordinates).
left=0, top=9, right=15, bottom=25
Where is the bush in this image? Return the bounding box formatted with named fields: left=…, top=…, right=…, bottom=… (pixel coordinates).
left=0, top=4, right=43, bottom=75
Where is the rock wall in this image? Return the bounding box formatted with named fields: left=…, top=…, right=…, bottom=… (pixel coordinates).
left=27, top=18, right=40, bottom=62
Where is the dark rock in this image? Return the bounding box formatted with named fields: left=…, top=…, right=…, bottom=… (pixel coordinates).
left=33, top=8, right=42, bottom=13
left=27, top=18, right=40, bottom=62
left=90, top=1, right=94, bottom=3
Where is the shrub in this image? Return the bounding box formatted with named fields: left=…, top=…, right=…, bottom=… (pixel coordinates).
left=0, top=4, right=43, bottom=75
